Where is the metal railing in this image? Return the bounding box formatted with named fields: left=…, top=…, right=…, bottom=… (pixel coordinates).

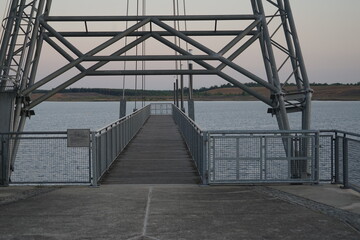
left=1, top=132, right=92, bottom=185
left=319, top=130, right=360, bottom=191
left=173, top=104, right=320, bottom=184
left=1, top=103, right=359, bottom=190
left=172, top=105, right=208, bottom=184
left=206, top=130, right=319, bottom=184
left=150, top=103, right=172, bottom=115
left=92, top=105, right=150, bottom=184
left=173, top=105, right=360, bottom=189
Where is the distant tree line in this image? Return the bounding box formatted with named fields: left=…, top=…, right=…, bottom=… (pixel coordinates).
left=35, top=88, right=173, bottom=96
left=194, top=81, right=360, bottom=92
left=34, top=81, right=360, bottom=96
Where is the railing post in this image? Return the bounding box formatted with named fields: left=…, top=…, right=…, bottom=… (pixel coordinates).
left=314, top=132, right=320, bottom=183
left=334, top=132, right=340, bottom=184
left=91, top=132, right=98, bottom=187
left=202, top=132, right=209, bottom=185
left=1, top=135, right=9, bottom=186
left=342, top=135, right=349, bottom=189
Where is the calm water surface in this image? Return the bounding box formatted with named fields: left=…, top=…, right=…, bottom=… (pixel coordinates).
left=25, top=101, right=360, bottom=133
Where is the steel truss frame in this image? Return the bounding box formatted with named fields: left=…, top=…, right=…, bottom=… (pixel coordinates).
left=0, top=0, right=312, bottom=184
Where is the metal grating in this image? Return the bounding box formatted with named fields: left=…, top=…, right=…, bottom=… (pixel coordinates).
left=209, top=133, right=317, bottom=184
left=318, top=135, right=333, bottom=181
left=10, top=134, right=90, bottom=184
left=348, top=139, right=360, bottom=188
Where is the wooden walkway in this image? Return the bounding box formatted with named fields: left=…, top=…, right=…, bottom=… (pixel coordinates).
left=101, top=115, right=200, bottom=184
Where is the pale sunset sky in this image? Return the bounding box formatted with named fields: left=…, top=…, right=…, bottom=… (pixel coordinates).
left=0, top=0, right=359, bottom=90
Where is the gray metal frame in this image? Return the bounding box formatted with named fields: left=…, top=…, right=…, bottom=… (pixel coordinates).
left=207, top=131, right=318, bottom=184
left=172, top=104, right=320, bottom=185
left=319, top=130, right=360, bottom=191
left=1, top=131, right=92, bottom=185
left=150, top=103, right=172, bottom=115
left=0, top=0, right=312, bottom=185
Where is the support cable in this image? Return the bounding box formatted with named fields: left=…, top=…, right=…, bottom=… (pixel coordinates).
left=172, top=0, right=179, bottom=78
left=121, top=0, right=130, bottom=100
left=141, top=0, right=146, bottom=107
left=183, top=0, right=189, bottom=54
left=134, top=0, right=140, bottom=111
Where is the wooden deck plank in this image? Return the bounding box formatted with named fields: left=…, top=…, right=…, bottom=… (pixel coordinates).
left=101, top=115, right=200, bottom=184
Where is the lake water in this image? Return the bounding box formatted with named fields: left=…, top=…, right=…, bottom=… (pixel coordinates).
left=25, top=101, right=360, bottom=133
left=12, top=100, right=360, bottom=184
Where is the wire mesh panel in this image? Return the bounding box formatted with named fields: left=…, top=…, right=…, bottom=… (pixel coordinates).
left=209, top=136, right=262, bottom=183
left=150, top=103, right=172, bottom=115
left=10, top=134, right=91, bottom=184
left=208, top=132, right=317, bottom=184
left=210, top=137, right=238, bottom=181
left=265, top=136, right=315, bottom=182
left=337, top=137, right=344, bottom=184
left=348, top=139, right=360, bottom=189
left=318, top=135, right=333, bottom=182
left=264, top=137, right=289, bottom=181
left=238, top=137, right=262, bottom=180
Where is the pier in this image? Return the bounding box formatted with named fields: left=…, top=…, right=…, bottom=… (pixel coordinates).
left=101, top=115, right=199, bottom=184
left=1, top=0, right=360, bottom=238
left=1, top=103, right=360, bottom=239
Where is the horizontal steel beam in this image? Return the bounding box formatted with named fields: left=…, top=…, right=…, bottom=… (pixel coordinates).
left=48, top=31, right=257, bottom=37
left=44, top=15, right=258, bottom=22
left=22, top=18, right=151, bottom=96
left=87, top=70, right=218, bottom=76
left=83, top=55, right=219, bottom=61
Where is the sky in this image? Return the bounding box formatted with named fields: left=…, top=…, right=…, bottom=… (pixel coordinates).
left=0, top=0, right=359, bottom=90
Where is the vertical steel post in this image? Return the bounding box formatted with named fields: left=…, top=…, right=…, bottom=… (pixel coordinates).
left=120, top=99, right=126, bottom=118
left=202, top=132, right=208, bottom=185
left=188, top=60, right=195, bottom=120
left=173, top=82, right=176, bottom=105
left=254, top=0, right=290, bottom=131
left=0, top=0, right=19, bottom=63
left=0, top=135, right=9, bottom=186
left=0, top=0, right=21, bottom=89
left=334, top=132, right=340, bottom=184
left=283, top=0, right=312, bottom=130
left=10, top=0, right=48, bottom=173
left=314, top=132, right=320, bottom=183
left=342, top=135, right=349, bottom=189
left=91, top=132, right=98, bottom=186
left=180, top=74, right=185, bottom=112
left=175, top=79, right=179, bottom=107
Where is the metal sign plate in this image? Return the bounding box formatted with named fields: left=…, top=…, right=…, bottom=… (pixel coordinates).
left=67, top=129, right=90, bottom=147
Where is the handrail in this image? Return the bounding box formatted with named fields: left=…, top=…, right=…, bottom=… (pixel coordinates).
left=208, top=130, right=319, bottom=135
left=319, top=130, right=360, bottom=138
left=96, top=105, right=150, bottom=133
left=92, top=104, right=151, bottom=185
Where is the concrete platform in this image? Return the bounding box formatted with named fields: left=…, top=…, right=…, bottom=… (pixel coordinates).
left=270, top=184, right=360, bottom=214
left=1, top=184, right=360, bottom=239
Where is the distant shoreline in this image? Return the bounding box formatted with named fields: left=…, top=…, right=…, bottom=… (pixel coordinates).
left=32, top=85, right=360, bottom=102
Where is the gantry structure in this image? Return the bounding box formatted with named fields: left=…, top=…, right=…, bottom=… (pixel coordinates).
left=0, top=0, right=312, bottom=182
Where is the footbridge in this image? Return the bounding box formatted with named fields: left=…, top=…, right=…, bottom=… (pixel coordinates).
left=1, top=103, right=360, bottom=190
